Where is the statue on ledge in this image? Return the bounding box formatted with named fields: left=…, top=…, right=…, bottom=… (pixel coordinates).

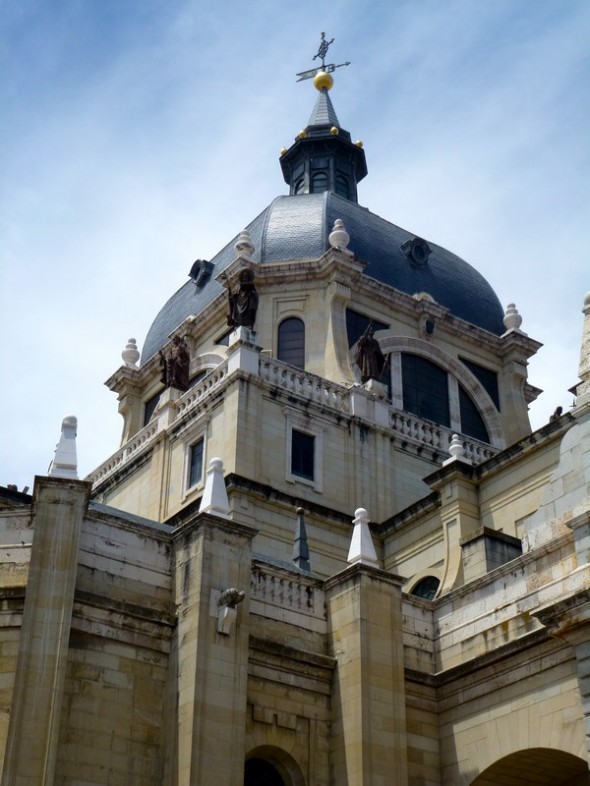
left=159, top=335, right=190, bottom=392
left=354, top=324, right=386, bottom=384
left=224, top=268, right=259, bottom=330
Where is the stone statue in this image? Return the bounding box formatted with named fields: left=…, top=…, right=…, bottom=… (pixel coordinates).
left=354, top=324, right=386, bottom=383
left=225, top=268, right=259, bottom=330
left=549, top=405, right=563, bottom=422
left=159, top=335, right=190, bottom=391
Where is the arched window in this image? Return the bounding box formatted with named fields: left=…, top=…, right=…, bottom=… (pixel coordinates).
left=294, top=177, right=305, bottom=195
left=411, top=576, right=440, bottom=600
left=335, top=173, right=350, bottom=199
left=278, top=318, right=305, bottom=369
left=401, top=353, right=450, bottom=427
left=310, top=171, right=328, bottom=193
left=459, top=385, right=490, bottom=443
left=244, top=759, right=285, bottom=786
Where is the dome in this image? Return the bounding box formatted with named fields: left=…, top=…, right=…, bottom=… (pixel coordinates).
left=140, top=191, right=505, bottom=364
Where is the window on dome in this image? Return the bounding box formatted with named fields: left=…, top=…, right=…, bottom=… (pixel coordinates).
left=401, top=354, right=450, bottom=427
left=335, top=174, right=350, bottom=199
left=188, top=370, right=208, bottom=389
left=411, top=576, right=440, bottom=600
left=143, top=391, right=162, bottom=426
left=311, top=171, right=328, bottom=193
left=215, top=328, right=232, bottom=346
left=291, top=430, right=315, bottom=481
left=345, top=309, right=389, bottom=348
left=278, top=317, right=305, bottom=369
left=460, top=357, right=500, bottom=410
left=459, top=386, right=490, bottom=443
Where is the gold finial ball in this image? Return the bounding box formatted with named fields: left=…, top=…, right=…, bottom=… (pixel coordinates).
left=280, top=147, right=288, bottom=155
left=355, top=140, right=364, bottom=148
left=330, top=126, right=339, bottom=135
left=298, top=129, right=308, bottom=139
left=313, top=70, right=334, bottom=91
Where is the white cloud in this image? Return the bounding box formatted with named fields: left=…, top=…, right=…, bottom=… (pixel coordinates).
left=1, top=0, right=588, bottom=489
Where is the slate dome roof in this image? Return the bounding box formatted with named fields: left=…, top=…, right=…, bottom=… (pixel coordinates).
left=140, top=191, right=505, bottom=364
left=140, top=85, right=505, bottom=364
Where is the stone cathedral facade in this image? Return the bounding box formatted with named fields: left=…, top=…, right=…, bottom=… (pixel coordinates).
left=1, top=67, right=590, bottom=786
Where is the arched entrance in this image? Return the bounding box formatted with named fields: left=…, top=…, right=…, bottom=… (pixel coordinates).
left=244, top=746, right=305, bottom=786
left=244, top=758, right=285, bottom=786
left=470, top=748, right=589, bottom=785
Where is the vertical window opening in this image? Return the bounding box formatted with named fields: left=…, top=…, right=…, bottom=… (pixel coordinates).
left=291, top=430, right=315, bottom=481
left=187, top=438, right=204, bottom=488
left=310, top=171, right=328, bottom=193
left=401, top=354, right=450, bottom=427
left=278, top=318, right=305, bottom=369
left=459, top=386, right=490, bottom=443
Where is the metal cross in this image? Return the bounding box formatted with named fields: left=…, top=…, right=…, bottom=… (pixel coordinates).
left=295, top=32, right=351, bottom=82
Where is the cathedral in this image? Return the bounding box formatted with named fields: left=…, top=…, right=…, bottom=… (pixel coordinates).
left=1, top=40, right=589, bottom=786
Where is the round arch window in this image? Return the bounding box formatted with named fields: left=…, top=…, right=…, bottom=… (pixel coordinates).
left=244, top=758, right=285, bottom=786
left=278, top=317, right=305, bottom=369
left=411, top=576, right=440, bottom=600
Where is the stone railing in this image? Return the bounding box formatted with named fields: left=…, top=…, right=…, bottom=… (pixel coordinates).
left=390, top=410, right=496, bottom=463
left=87, top=420, right=159, bottom=485
left=175, top=362, right=229, bottom=419
left=259, top=357, right=350, bottom=414
left=250, top=563, right=326, bottom=621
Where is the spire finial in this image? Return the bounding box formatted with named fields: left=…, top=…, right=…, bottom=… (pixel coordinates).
left=295, top=32, right=351, bottom=89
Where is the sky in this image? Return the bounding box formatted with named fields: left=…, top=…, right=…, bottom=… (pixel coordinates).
left=1, top=0, right=589, bottom=491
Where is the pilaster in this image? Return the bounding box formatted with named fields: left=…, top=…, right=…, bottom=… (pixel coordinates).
left=171, top=513, right=257, bottom=786
left=1, top=476, right=90, bottom=786
left=326, top=564, right=407, bottom=786
left=425, top=460, right=480, bottom=592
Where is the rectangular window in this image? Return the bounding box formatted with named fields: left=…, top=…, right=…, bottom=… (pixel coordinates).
left=187, top=438, right=204, bottom=488
left=143, top=391, right=162, bottom=427
left=291, top=430, right=315, bottom=481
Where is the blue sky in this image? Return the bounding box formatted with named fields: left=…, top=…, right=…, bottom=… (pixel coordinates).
left=1, top=0, right=589, bottom=490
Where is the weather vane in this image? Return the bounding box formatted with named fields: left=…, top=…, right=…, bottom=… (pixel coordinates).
left=296, top=32, right=351, bottom=82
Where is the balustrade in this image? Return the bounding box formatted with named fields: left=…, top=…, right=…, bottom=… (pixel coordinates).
left=251, top=564, right=325, bottom=620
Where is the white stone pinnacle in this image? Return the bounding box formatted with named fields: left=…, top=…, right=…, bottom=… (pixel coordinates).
left=443, top=434, right=472, bottom=466
left=503, top=303, right=523, bottom=333
left=329, top=219, right=353, bottom=256
left=121, top=338, right=140, bottom=368
left=198, top=457, right=230, bottom=519
left=234, top=230, right=255, bottom=260
left=48, top=416, right=79, bottom=479
left=347, top=507, right=379, bottom=567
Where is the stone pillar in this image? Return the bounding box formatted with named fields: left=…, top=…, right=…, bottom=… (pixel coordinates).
left=425, top=459, right=479, bottom=592
left=326, top=564, right=408, bottom=786
left=1, top=476, right=90, bottom=786
left=172, top=513, right=257, bottom=786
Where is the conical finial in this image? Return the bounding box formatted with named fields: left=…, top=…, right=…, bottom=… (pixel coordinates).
left=198, top=458, right=230, bottom=519
left=503, top=303, right=523, bottom=333
left=234, top=230, right=255, bottom=260
left=329, top=218, right=352, bottom=255
left=347, top=507, right=379, bottom=567
left=121, top=338, right=140, bottom=369
left=48, top=416, right=78, bottom=479
left=443, top=434, right=472, bottom=467
left=292, top=507, right=311, bottom=572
